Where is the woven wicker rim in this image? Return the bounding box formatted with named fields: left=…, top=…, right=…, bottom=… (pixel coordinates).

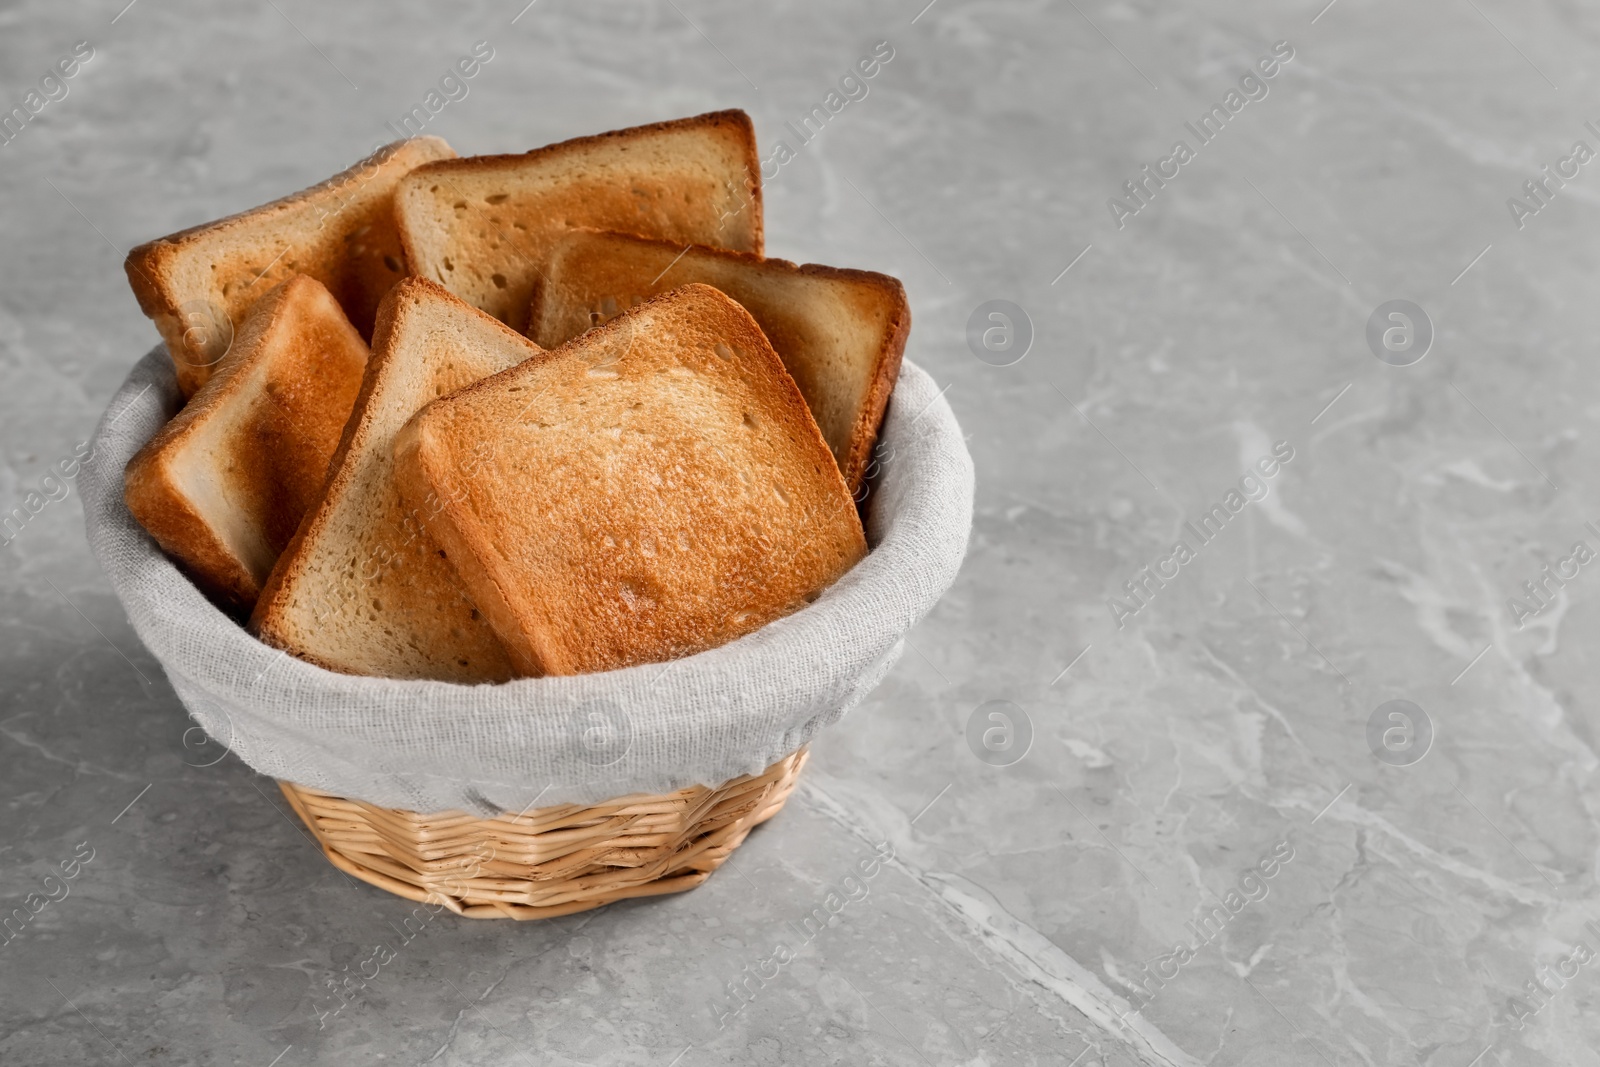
left=279, top=748, right=807, bottom=919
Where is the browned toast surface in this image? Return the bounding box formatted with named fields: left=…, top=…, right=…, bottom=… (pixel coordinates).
left=393, top=283, right=866, bottom=677
left=530, top=230, right=909, bottom=491
left=249, top=278, right=539, bottom=682
left=393, top=111, right=762, bottom=334
left=123, top=275, right=369, bottom=610
left=126, top=136, right=455, bottom=396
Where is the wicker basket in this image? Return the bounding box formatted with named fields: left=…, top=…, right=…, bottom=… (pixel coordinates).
left=277, top=748, right=808, bottom=919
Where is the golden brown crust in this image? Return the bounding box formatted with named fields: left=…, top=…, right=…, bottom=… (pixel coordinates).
left=397, top=283, right=866, bottom=677
left=249, top=277, right=532, bottom=682
left=394, top=111, right=763, bottom=333
left=123, top=275, right=369, bottom=613
left=528, top=229, right=909, bottom=491
left=844, top=281, right=909, bottom=491
left=125, top=136, right=455, bottom=397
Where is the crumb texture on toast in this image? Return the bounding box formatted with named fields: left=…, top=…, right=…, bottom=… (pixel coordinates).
left=249, top=278, right=537, bottom=682
left=396, top=283, right=866, bottom=677
left=126, top=136, right=455, bottom=396
left=123, top=275, right=369, bottom=610
left=394, top=111, right=762, bottom=334
left=531, top=230, right=908, bottom=490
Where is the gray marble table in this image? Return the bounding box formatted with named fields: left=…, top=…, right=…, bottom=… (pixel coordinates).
left=4, top=0, right=1599, bottom=1063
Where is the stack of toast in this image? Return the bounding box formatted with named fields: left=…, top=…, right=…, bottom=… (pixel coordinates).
left=122, top=110, right=909, bottom=682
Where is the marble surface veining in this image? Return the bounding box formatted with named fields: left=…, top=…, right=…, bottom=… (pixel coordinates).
left=4, top=0, right=1600, bottom=1063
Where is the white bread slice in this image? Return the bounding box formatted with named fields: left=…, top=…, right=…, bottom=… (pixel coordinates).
left=529, top=230, right=909, bottom=492
left=393, top=111, right=762, bottom=334
left=126, top=136, right=456, bottom=397
left=123, top=275, right=369, bottom=611
left=249, top=278, right=541, bottom=682
left=392, top=283, right=867, bottom=678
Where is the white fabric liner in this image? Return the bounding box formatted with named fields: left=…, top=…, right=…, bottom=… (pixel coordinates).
left=83, top=345, right=973, bottom=816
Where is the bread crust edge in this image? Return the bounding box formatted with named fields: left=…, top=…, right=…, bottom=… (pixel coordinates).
left=125, top=136, right=455, bottom=396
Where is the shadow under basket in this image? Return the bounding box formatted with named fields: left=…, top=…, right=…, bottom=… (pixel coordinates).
left=277, top=748, right=807, bottom=920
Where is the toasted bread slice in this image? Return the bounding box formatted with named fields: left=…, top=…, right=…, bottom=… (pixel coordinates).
left=392, top=283, right=867, bottom=677
left=123, top=275, right=369, bottom=611
left=249, top=278, right=540, bottom=682
left=530, top=230, right=909, bottom=491
left=393, top=111, right=762, bottom=334
left=126, top=136, right=456, bottom=397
